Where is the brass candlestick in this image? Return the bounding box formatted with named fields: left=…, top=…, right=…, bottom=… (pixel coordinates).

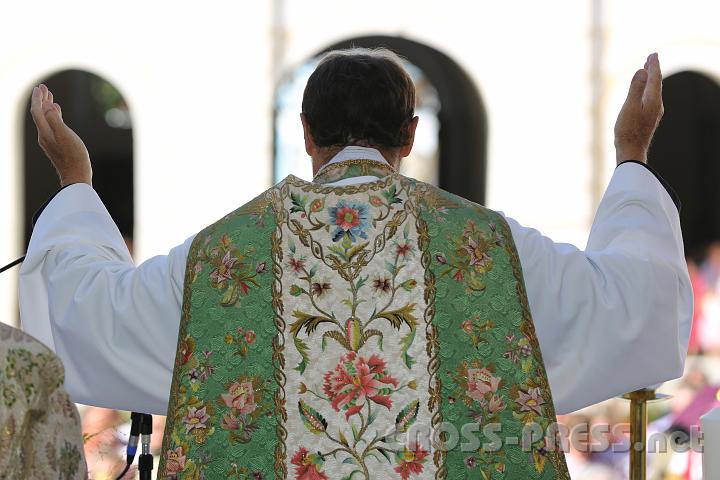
left=621, top=389, right=670, bottom=480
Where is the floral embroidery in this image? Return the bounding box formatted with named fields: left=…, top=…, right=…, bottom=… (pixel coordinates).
left=58, top=441, right=81, bottom=480
left=503, top=333, right=534, bottom=372
left=160, top=175, right=569, bottom=479
left=227, top=463, right=266, bottom=479
left=322, top=352, right=398, bottom=420
left=459, top=315, right=495, bottom=348
left=165, top=446, right=187, bottom=476
left=516, top=387, right=545, bottom=416
left=195, top=234, right=266, bottom=306
left=435, top=219, right=503, bottom=292
left=289, top=215, right=419, bottom=370
left=291, top=447, right=328, bottom=480
left=183, top=405, right=210, bottom=433
left=328, top=200, right=370, bottom=243
left=394, top=442, right=429, bottom=480
left=217, top=376, right=270, bottom=444
left=224, top=327, right=258, bottom=358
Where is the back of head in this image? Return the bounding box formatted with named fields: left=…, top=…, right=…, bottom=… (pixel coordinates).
left=302, top=48, right=416, bottom=150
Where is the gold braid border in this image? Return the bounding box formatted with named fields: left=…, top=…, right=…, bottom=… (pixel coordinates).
left=312, top=158, right=395, bottom=184
left=158, top=222, right=216, bottom=476
left=268, top=187, right=289, bottom=478
left=497, top=216, right=571, bottom=480
left=284, top=173, right=396, bottom=195
left=405, top=180, right=446, bottom=479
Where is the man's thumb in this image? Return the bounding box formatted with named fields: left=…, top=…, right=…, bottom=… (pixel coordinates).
left=625, top=69, right=648, bottom=105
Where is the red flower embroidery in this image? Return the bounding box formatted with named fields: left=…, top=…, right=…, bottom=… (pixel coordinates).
left=288, top=257, right=305, bottom=273
left=291, top=448, right=328, bottom=480
left=394, top=442, right=429, bottom=479
left=322, top=352, right=398, bottom=419
left=334, top=206, right=361, bottom=230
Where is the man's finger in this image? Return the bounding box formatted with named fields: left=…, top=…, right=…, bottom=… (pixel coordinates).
left=624, top=68, right=648, bottom=107
left=643, top=53, right=662, bottom=108
left=42, top=99, right=65, bottom=134
left=30, top=86, right=52, bottom=137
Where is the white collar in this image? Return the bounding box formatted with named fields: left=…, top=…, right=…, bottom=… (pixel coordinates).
left=319, top=146, right=391, bottom=186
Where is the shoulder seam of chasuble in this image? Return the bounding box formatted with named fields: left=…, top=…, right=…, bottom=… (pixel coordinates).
left=159, top=174, right=569, bottom=479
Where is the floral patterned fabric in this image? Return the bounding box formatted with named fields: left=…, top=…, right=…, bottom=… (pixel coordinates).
left=0, top=322, right=87, bottom=479
left=159, top=160, right=569, bottom=479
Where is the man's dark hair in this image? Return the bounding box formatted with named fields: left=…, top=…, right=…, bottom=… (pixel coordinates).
left=301, top=48, right=416, bottom=149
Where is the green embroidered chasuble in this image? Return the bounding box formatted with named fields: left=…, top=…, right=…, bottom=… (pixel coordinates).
left=159, top=159, right=570, bottom=479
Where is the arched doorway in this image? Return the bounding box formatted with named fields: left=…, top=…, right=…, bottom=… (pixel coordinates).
left=23, top=70, right=134, bottom=249
left=274, top=36, right=487, bottom=204
left=649, top=71, right=720, bottom=258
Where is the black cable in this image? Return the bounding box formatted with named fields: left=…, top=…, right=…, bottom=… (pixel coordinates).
left=0, top=255, right=24, bottom=274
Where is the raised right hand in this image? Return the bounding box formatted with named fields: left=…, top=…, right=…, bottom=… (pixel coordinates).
left=30, top=84, right=92, bottom=186
left=614, top=53, right=665, bottom=165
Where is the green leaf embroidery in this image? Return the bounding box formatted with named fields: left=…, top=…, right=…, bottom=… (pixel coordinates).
left=376, top=304, right=418, bottom=330
left=395, top=399, right=420, bottom=433
left=294, top=336, right=310, bottom=374
left=298, top=399, right=327, bottom=434
left=290, top=311, right=335, bottom=335
left=399, top=326, right=416, bottom=369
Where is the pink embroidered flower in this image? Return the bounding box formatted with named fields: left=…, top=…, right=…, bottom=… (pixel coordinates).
left=460, top=320, right=474, bottom=334
left=467, top=368, right=501, bottom=402
left=165, top=446, right=186, bottom=475
left=516, top=387, right=545, bottom=415
left=394, top=442, right=429, bottom=480
left=210, top=251, right=237, bottom=285
left=221, top=381, right=256, bottom=414
left=463, top=236, right=492, bottom=271
left=488, top=395, right=506, bottom=414
left=396, top=242, right=412, bottom=257
left=182, top=405, right=209, bottom=433
left=291, top=447, right=328, bottom=480
left=244, top=330, right=257, bottom=345
left=220, top=412, right=240, bottom=430
left=323, top=352, right=398, bottom=419
left=288, top=257, right=305, bottom=273
left=453, top=270, right=464, bottom=281
left=369, top=195, right=384, bottom=207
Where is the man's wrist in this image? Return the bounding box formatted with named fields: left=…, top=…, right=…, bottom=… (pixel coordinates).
left=59, top=173, right=92, bottom=187
left=615, top=148, right=647, bottom=165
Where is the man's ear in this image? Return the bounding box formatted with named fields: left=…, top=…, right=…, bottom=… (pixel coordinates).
left=300, top=113, right=317, bottom=157
left=400, top=116, right=420, bottom=158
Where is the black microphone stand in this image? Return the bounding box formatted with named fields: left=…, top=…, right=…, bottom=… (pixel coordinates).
left=138, top=413, right=154, bottom=480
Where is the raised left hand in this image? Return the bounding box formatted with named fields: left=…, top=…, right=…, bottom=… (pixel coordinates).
left=30, top=84, right=92, bottom=186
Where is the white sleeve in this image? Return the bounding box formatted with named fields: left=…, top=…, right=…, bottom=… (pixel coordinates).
left=503, top=162, right=693, bottom=414
left=19, top=183, right=194, bottom=415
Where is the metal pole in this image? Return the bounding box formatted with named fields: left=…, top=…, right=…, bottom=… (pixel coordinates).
left=622, top=389, right=669, bottom=480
